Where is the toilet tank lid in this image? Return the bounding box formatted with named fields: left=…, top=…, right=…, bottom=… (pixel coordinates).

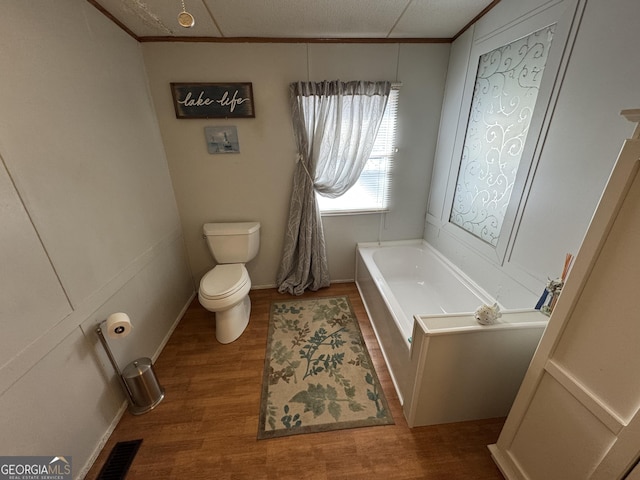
left=203, top=222, right=260, bottom=236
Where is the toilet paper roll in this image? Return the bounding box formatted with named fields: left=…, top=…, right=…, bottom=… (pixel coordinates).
left=106, top=312, right=133, bottom=339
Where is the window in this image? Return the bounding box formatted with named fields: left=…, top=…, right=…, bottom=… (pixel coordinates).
left=449, top=26, right=555, bottom=246
left=317, top=87, right=399, bottom=214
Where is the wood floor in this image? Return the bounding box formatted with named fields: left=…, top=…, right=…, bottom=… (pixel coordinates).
left=86, top=283, right=505, bottom=479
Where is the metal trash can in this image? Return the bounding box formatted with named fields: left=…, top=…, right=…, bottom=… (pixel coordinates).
left=121, top=357, right=165, bottom=415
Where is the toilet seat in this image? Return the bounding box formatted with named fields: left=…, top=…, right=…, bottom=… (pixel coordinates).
left=199, top=264, right=249, bottom=300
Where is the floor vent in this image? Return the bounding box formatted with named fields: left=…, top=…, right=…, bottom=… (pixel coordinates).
left=97, top=439, right=143, bottom=480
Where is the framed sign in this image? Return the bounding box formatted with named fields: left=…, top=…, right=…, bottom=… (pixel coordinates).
left=170, top=82, right=255, bottom=119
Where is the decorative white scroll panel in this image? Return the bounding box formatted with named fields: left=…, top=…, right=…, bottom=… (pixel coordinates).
left=450, top=26, right=555, bottom=246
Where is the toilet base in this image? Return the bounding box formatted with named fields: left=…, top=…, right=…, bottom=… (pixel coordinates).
left=215, top=295, right=251, bottom=344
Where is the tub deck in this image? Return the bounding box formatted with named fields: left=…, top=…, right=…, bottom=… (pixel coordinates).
left=356, top=240, right=548, bottom=427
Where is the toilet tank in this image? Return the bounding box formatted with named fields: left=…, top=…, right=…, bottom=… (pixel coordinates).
left=203, top=222, right=260, bottom=264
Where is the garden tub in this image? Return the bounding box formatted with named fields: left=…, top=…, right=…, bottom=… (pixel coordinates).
left=355, top=240, right=548, bottom=426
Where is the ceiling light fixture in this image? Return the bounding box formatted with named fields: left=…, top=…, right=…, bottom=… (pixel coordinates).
left=178, top=0, right=195, bottom=28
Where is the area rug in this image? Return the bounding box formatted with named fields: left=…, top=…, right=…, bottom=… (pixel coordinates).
left=258, top=296, right=393, bottom=439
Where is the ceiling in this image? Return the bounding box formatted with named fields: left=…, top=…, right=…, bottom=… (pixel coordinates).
left=89, top=0, right=499, bottom=41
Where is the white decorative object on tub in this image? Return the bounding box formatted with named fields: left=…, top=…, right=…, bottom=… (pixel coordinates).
left=474, top=302, right=502, bottom=325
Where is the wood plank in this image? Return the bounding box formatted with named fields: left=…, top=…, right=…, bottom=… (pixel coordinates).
left=86, top=283, right=504, bottom=479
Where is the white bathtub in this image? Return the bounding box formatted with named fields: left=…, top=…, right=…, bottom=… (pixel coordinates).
left=356, top=240, right=548, bottom=426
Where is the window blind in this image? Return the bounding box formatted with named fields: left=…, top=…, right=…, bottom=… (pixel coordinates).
left=318, top=86, right=399, bottom=214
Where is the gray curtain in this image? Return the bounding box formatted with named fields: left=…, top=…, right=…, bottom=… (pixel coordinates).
left=276, top=80, right=391, bottom=295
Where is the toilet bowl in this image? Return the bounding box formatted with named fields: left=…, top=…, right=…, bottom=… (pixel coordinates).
left=197, top=222, right=260, bottom=344
left=198, top=264, right=251, bottom=344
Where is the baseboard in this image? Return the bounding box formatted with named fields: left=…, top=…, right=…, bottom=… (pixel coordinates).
left=78, top=292, right=195, bottom=480
left=251, top=279, right=356, bottom=291
left=151, top=291, right=196, bottom=362
left=76, top=401, right=128, bottom=480
left=488, top=444, right=522, bottom=480
left=250, top=283, right=277, bottom=290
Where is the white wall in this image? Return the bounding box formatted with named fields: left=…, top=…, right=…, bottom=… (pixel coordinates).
left=426, top=0, right=640, bottom=308
left=0, top=1, right=194, bottom=477
left=142, top=42, right=450, bottom=287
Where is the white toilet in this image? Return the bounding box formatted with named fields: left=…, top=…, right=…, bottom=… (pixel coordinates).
left=198, top=222, right=260, bottom=344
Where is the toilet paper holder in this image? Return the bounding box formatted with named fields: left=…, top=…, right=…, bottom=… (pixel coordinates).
left=96, top=317, right=165, bottom=415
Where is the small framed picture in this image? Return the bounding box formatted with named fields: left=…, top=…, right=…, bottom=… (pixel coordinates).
left=205, top=126, right=240, bottom=154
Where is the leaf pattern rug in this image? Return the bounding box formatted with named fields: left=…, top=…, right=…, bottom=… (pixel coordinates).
left=258, top=296, right=393, bottom=439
